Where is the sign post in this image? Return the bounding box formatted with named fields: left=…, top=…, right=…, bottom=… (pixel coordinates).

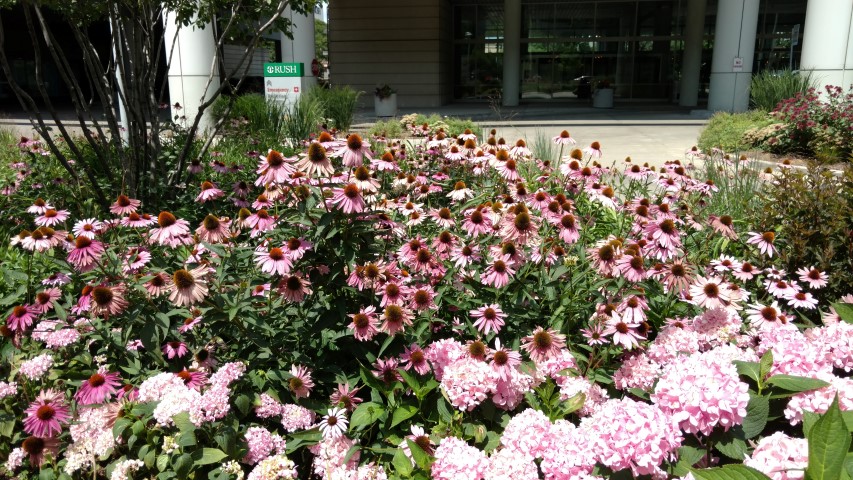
left=264, top=62, right=304, bottom=109
left=790, top=24, right=800, bottom=70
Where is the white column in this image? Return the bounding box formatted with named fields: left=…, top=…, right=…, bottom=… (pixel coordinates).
left=164, top=11, right=220, bottom=133
left=279, top=7, right=318, bottom=91
left=679, top=0, right=707, bottom=107
left=800, top=0, right=853, bottom=94
left=502, top=0, right=521, bottom=107
left=707, top=0, right=759, bottom=112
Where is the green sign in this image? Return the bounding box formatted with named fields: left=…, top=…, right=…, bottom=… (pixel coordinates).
left=264, top=63, right=303, bottom=77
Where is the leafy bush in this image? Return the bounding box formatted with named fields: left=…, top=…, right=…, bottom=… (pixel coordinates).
left=752, top=162, right=853, bottom=302
left=750, top=70, right=816, bottom=111
left=312, top=86, right=363, bottom=132
left=761, top=85, right=853, bottom=162
left=367, top=119, right=404, bottom=139
left=399, top=113, right=479, bottom=137
left=697, top=110, right=775, bottom=154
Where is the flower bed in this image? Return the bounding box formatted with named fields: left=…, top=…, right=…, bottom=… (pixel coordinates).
left=1, top=129, right=852, bottom=480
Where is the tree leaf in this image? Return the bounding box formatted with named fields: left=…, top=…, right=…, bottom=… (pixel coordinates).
left=766, top=375, right=830, bottom=393
left=742, top=394, right=770, bottom=439
left=806, top=396, right=851, bottom=480
left=349, top=402, right=385, bottom=430
left=691, top=464, right=773, bottom=480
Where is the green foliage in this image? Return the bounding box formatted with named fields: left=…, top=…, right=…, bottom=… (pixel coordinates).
left=752, top=163, right=853, bottom=304
left=280, top=94, right=324, bottom=144
left=399, top=113, right=479, bottom=138
left=312, top=86, right=363, bottom=131
left=750, top=70, right=817, bottom=112
left=368, top=119, right=405, bottom=139
left=697, top=111, right=775, bottom=154
left=806, top=397, right=851, bottom=480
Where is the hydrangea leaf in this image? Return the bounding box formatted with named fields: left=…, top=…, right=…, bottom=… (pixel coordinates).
left=742, top=394, right=770, bottom=439
left=831, top=302, right=853, bottom=324
left=766, top=374, right=830, bottom=393
left=806, top=396, right=851, bottom=480
left=690, top=464, right=773, bottom=480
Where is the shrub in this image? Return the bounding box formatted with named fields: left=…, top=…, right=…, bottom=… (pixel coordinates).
left=697, top=110, right=775, bottom=154
left=750, top=69, right=816, bottom=112
left=313, top=86, right=362, bottom=131
left=367, top=119, right=405, bottom=139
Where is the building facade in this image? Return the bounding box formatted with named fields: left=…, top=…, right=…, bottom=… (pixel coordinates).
left=328, top=0, right=847, bottom=110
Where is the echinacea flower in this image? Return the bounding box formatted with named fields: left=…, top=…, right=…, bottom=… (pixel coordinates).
left=797, top=267, right=829, bottom=289
left=90, top=284, right=129, bottom=317
left=521, top=327, right=566, bottom=363
left=552, top=130, right=576, bottom=145
left=489, top=338, right=521, bottom=381
left=318, top=407, right=348, bottom=439
left=278, top=274, right=312, bottom=302
left=7, top=305, right=39, bottom=332
left=75, top=370, right=121, bottom=405
left=481, top=255, right=516, bottom=288
left=254, top=245, right=293, bottom=276
left=110, top=195, right=141, bottom=215
left=583, top=141, right=602, bottom=158
left=195, top=181, right=224, bottom=203
left=27, top=198, right=53, bottom=215
left=19, top=436, right=60, bottom=468
left=72, top=218, right=103, bottom=239
left=688, top=276, right=730, bottom=310
left=288, top=364, right=314, bottom=398
left=162, top=341, right=189, bottom=359
left=169, top=266, right=210, bottom=307
left=23, top=389, right=70, bottom=437
left=256, top=149, right=296, bottom=186
left=34, top=209, right=70, bottom=227
left=602, top=313, right=644, bottom=350
left=66, top=236, right=105, bottom=271
left=196, top=215, right=232, bottom=243
left=380, top=304, right=414, bottom=335
left=149, top=211, right=191, bottom=247
left=175, top=369, right=208, bottom=389
left=331, top=184, right=366, bottom=214
left=333, top=134, right=373, bottom=167
left=401, top=343, right=431, bottom=375
left=470, top=304, right=506, bottom=335
left=329, top=383, right=363, bottom=411
left=144, top=272, right=171, bottom=297
left=746, top=231, right=777, bottom=257
left=297, top=142, right=335, bottom=177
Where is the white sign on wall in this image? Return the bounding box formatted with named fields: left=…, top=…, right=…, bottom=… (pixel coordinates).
left=264, top=63, right=304, bottom=109
left=732, top=57, right=744, bottom=72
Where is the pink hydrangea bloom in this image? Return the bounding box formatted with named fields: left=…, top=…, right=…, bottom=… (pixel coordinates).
left=579, top=398, right=682, bottom=477
left=784, top=375, right=853, bottom=425
left=310, top=435, right=360, bottom=479
left=280, top=404, right=316, bottom=432
left=743, top=432, right=808, bottom=480
left=247, top=454, right=297, bottom=480
left=652, top=350, right=750, bottom=436
left=19, top=353, right=53, bottom=380
left=425, top=338, right=466, bottom=381
left=64, top=405, right=117, bottom=475
left=646, top=326, right=700, bottom=366
left=499, top=408, right=553, bottom=459
left=440, top=357, right=496, bottom=411
left=557, top=375, right=609, bottom=416
left=492, top=369, right=536, bottom=411
left=484, top=448, right=539, bottom=480
left=244, top=426, right=287, bottom=465
left=256, top=393, right=284, bottom=418
left=759, top=328, right=833, bottom=378
left=431, top=437, right=488, bottom=480
left=613, top=353, right=661, bottom=391
left=0, top=381, right=17, bottom=399
left=806, top=322, right=853, bottom=372
left=539, top=419, right=597, bottom=480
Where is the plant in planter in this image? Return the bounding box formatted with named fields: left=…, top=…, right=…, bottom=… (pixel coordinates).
left=374, top=84, right=397, bottom=117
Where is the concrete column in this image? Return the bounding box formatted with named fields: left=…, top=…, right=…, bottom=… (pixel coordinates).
left=800, top=0, right=853, bottom=94
left=679, top=0, right=707, bottom=107
left=164, top=11, right=220, bottom=133
left=707, top=0, right=759, bottom=112
left=279, top=7, right=318, bottom=93
left=502, top=0, right=521, bottom=107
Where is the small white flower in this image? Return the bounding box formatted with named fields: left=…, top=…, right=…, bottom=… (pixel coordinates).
left=318, top=407, right=348, bottom=439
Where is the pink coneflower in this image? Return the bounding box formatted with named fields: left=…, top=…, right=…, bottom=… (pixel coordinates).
left=500, top=209, right=538, bottom=245
left=196, top=215, right=232, bottom=244
left=6, top=305, right=38, bottom=332
left=603, top=313, right=643, bottom=350
left=660, top=259, right=694, bottom=294
left=32, top=288, right=60, bottom=314
left=401, top=343, right=431, bottom=375
left=350, top=166, right=380, bottom=192
left=252, top=193, right=274, bottom=210
left=27, top=198, right=53, bottom=215
left=797, top=267, right=828, bottom=289
left=162, top=341, right=189, bottom=359
left=644, top=217, right=682, bottom=250
left=169, top=266, right=210, bottom=307
left=20, top=436, right=60, bottom=467
left=178, top=315, right=203, bottom=333
left=254, top=245, right=293, bottom=275
left=708, top=215, right=737, bottom=240
left=746, top=231, right=777, bottom=257
left=583, top=141, right=602, bottom=158
left=175, top=369, right=208, bottom=390
left=372, top=357, right=402, bottom=384
left=23, top=389, right=70, bottom=437
left=195, top=181, right=224, bottom=203
left=245, top=209, right=277, bottom=237
left=430, top=208, right=455, bottom=228
left=331, top=184, right=366, bottom=214
left=318, top=407, right=348, bottom=439
left=348, top=305, right=380, bottom=341
left=488, top=338, right=521, bottom=381
left=495, top=158, right=522, bottom=181
left=121, top=212, right=156, bottom=228
left=256, top=149, right=296, bottom=186
left=462, top=208, right=492, bottom=237
left=521, top=327, right=566, bottom=363
left=34, top=209, right=69, bottom=227
left=66, top=236, right=105, bottom=272
left=278, top=274, right=312, bottom=303
left=447, top=181, right=474, bottom=202
left=552, top=130, right=576, bottom=145
left=72, top=218, right=103, bottom=239
left=296, top=142, right=335, bottom=177
left=451, top=244, right=481, bottom=269
left=509, top=139, right=531, bottom=158
left=149, top=211, right=191, bottom=247
left=732, top=261, right=757, bottom=282
left=289, top=364, right=315, bottom=398
left=110, top=194, right=141, bottom=215
left=787, top=291, right=818, bottom=309
left=91, top=284, right=129, bottom=317
left=251, top=283, right=271, bottom=297
left=334, top=134, right=373, bottom=167
left=330, top=383, right=363, bottom=412
left=688, top=276, right=730, bottom=310
left=587, top=241, right=620, bottom=277
left=470, top=304, right=506, bottom=335
left=615, top=254, right=647, bottom=283
left=144, top=272, right=171, bottom=297
left=380, top=304, right=413, bottom=335
left=283, top=237, right=312, bottom=261
left=42, top=272, right=71, bottom=286
left=75, top=370, right=121, bottom=405
left=746, top=302, right=787, bottom=330
left=481, top=255, right=515, bottom=288
left=711, top=255, right=741, bottom=272
left=409, top=285, right=437, bottom=311
left=766, top=279, right=800, bottom=299
left=445, top=145, right=466, bottom=162
left=380, top=282, right=409, bottom=307
left=581, top=322, right=608, bottom=346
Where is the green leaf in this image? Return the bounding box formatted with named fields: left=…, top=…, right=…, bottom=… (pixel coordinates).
left=759, top=349, right=773, bottom=382
left=172, top=453, right=193, bottom=478
left=742, top=394, right=770, bottom=439
left=436, top=396, right=453, bottom=423
left=767, top=374, right=831, bottom=393
left=733, top=360, right=762, bottom=385
left=398, top=369, right=421, bottom=393
left=715, top=433, right=748, bottom=460
left=392, top=448, right=414, bottom=477
left=806, top=396, right=851, bottom=480
left=406, top=439, right=433, bottom=471
left=191, top=448, right=229, bottom=466
left=350, top=402, right=385, bottom=430
left=156, top=454, right=169, bottom=472
left=391, top=405, right=418, bottom=428
left=691, top=464, right=773, bottom=480
left=672, top=446, right=705, bottom=476
left=831, top=302, right=853, bottom=324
